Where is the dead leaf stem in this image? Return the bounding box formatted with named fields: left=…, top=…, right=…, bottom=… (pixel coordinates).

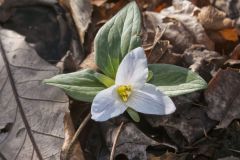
left=65, top=113, right=91, bottom=160
left=110, top=122, right=124, bottom=160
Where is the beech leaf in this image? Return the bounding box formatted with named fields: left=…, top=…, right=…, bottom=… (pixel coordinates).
left=0, top=28, right=68, bottom=159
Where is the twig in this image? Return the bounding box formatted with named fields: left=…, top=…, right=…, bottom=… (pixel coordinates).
left=110, top=122, right=124, bottom=160
left=65, top=113, right=91, bottom=160
left=228, top=148, right=240, bottom=154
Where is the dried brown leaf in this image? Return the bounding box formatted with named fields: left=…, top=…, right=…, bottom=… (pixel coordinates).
left=205, top=68, right=240, bottom=128
left=59, top=0, right=93, bottom=44
left=198, top=6, right=234, bottom=30
left=144, top=0, right=214, bottom=53
left=145, top=93, right=217, bottom=145
left=183, top=45, right=226, bottom=77
left=56, top=51, right=78, bottom=73
left=0, top=28, right=68, bottom=159
left=91, top=0, right=107, bottom=7
left=61, top=112, right=85, bottom=160
left=100, top=119, right=160, bottom=160
left=230, top=44, right=240, bottom=60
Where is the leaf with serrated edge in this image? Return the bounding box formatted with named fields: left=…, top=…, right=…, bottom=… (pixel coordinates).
left=148, top=64, right=207, bottom=96
left=94, top=1, right=141, bottom=79
left=44, top=69, right=106, bottom=102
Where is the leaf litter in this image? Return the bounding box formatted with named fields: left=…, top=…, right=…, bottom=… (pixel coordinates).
left=1, top=0, right=240, bottom=160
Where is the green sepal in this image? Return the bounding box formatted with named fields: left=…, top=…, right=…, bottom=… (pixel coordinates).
left=126, top=108, right=140, bottom=122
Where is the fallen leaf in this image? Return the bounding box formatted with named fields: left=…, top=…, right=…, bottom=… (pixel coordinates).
left=224, top=59, right=240, bottom=69
left=154, top=3, right=168, bottom=12
left=226, top=0, right=240, bottom=19
left=230, top=44, right=240, bottom=60
left=91, top=0, right=107, bottom=7
left=190, top=0, right=210, bottom=8
left=2, top=6, right=70, bottom=63
left=59, top=0, right=93, bottom=44
left=56, top=51, right=78, bottom=73
left=101, top=119, right=160, bottom=160
left=144, top=0, right=214, bottom=53
left=183, top=45, right=226, bottom=80
left=219, top=28, right=239, bottom=42
left=61, top=112, right=85, bottom=160
left=145, top=92, right=217, bottom=145
left=197, top=6, right=234, bottom=30
left=79, top=52, right=97, bottom=70
left=0, top=28, right=68, bottom=159
left=205, top=68, right=240, bottom=128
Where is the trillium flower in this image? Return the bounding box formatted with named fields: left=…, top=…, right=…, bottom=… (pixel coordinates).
left=91, top=47, right=176, bottom=121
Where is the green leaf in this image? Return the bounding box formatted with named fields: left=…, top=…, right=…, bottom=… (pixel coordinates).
left=127, top=108, right=140, bottom=122
left=94, top=72, right=115, bottom=87
left=43, top=69, right=106, bottom=102
left=147, top=70, right=153, bottom=82
left=94, top=1, right=141, bottom=79
left=148, top=64, right=207, bottom=96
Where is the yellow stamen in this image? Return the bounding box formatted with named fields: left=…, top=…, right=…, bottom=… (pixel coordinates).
left=117, top=85, right=132, bottom=102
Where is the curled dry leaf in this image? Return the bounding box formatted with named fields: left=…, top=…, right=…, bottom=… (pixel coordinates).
left=230, top=44, right=240, bottom=60
left=100, top=119, right=159, bottom=160
left=198, top=6, right=235, bottom=30
left=56, top=51, right=78, bottom=73
left=205, top=68, right=240, bottom=128
left=59, top=0, right=93, bottom=44
left=0, top=28, right=68, bottom=159
left=183, top=45, right=226, bottom=79
left=144, top=0, right=214, bottom=53
left=219, top=28, right=239, bottom=42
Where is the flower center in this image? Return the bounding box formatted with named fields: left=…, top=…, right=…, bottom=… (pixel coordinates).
left=117, top=85, right=132, bottom=102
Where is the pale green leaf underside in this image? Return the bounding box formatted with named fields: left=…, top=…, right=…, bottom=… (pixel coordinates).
left=94, top=1, right=141, bottom=79
left=43, top=69, right=106, bottom=102
left=148, top=64, right=207, bottom=96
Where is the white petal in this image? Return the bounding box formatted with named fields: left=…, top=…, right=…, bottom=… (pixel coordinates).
left=91, top=85, right=127, bottom=121
left=115, top=47, right=148, bottom=89
left=126, top=83, right=176, bottom=115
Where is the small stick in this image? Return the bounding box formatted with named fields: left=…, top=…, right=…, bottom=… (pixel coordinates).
left=65, top=113, right=91, bottom=160
left=110, top=122, right=124, bottom=160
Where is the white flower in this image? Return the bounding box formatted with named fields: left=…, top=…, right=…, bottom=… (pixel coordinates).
left=91, top=47, right=176, bottom=121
